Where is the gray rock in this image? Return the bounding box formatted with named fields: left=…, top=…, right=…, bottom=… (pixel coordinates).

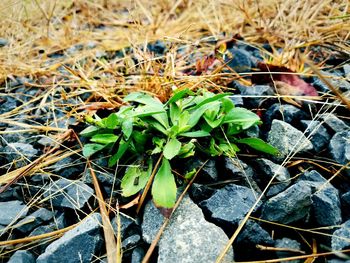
left=122, top=234, right=141, bottom=250
left=332, top=219, right=350, bottom=251
left=313, top=70, right=350, bottom=92
left=329, top=131, right=350, bottom=166
left=185, top=158, right=218, bottom=183
left=300, top=120, right=331, bottom=152
left=342, top=191, right=350, bottom=219
left=82, top=169, right=116, bottom=186
left=344, top=64, right=350, bottom=79
left=236, top=84, right=274, bottom=107
left=36, top=213, right=103, bottom=263
left=328, top=260, right=350, bottom=263
left=7, top=250, right=35, bottom=263
left=261, top=181, right=312, bottom=224
left=265, top=103, right=308, bottom=128
left=3, top=142, right=38, bottom=163
left=15, top=208, right=54, bottom=233
left=267, top=119, right=313, bottom=158
left=227, top=47, right=253, bottom=73
left=230, top=95, right=244, bottom=107
left=131, top=247, right=145, bottom=263
left=44, top=178, right=94, bottom=209
left=275, top=238, right=302, bottom=263
left=111, top=213, right=136, bottom=239
left=312, top=187, right=342, bottom=226
left=322, top=113, right=350, bottom=133
left=237, top=220, right=274, bottom=246
left=0, top=200, right=28, bottom=226
left=254, top=158, right=291, bottom=196
left=223, top=157, right=262, bottom=194
left=189, top=183, right=215, bottom=203
left=48, top=156, right=85, bottom=179
left=0, top=38, right=8, bottom=47
left=142, top=196, right=234, bottom=263
left=200, top=184, right=260, bottom=226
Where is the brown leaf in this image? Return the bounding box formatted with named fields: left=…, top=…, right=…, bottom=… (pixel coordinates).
left=252, top=63, right=318, bottom=96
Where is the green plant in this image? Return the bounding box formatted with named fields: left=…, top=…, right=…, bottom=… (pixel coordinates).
left=80, top=89, right=278, bottom=209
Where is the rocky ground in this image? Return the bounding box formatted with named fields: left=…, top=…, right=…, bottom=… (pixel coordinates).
left=0, top=37, right=349, bottom=263
left=1, top=1, right=350, bottom=263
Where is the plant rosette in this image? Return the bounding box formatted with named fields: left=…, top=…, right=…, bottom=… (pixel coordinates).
left=80, top=89, right=279, bottom=209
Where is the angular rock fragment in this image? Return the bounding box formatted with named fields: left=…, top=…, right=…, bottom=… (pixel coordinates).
left=261, top=181, right=312, bottom=224
left=36, top=213, right=103, bottom=263
left=142, top=196, right=234, bottom=263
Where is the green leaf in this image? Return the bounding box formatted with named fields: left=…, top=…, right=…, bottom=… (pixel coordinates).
left=108, top=140, right=131, bottom=167
left=221, top=97, right=235, bottom=112
left=169, top=102, right=180, bottom=125
left=165, top=88, right=194, bottom=106
left=102, top=113, right=119, bottom=129
left=187, top=103, right=216, bottom=128
left=163, top=138, right=181, bottom=160
left=122, top=119, right=133, bottom=139
left=203, top=114, right=224, bottom=128
left=82, top=143, right=105, bottom=157
left=178, top=141, right=195, bottom=158
left=91, top=134, right=118, bottom=144
left=80, top=126, right=100, bottom=137
left=124, top=92, right=163, bottom=107
left=191, top=93, right=231, bottom=110
left=223, top=107, right=261, bottom=129
left=151, top=137, right=166, bottom=155
left=179, top=130, right=211, bottom=137
left=237, top=138, right=279, bottom=155
left=152, top=158, right=177, bottom=208
left=147, top=118, right=168, bottom=135
left=121, top=162, right=152, bottom=197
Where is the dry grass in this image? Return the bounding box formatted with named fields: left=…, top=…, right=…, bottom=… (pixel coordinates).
left=0, top=0, right=350, bottom=262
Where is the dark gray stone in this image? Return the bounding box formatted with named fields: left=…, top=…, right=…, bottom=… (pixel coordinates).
left=245, top=125, right=260, bottom=138
left=312, top=187, right=342, bottom=226
left=300, top=120, right=331, bottom=152
left=230, top=95, right=244, bottom=107
left=44, top=178, right=94, bottom=209
left=185, top=158, right=218, bottom=183
left=200, top=184, right=261, bottom=226
left=131, top=247, right=145, bottom=263
left=3, top=142, right=38, bottom=163
left=328, top=260, right=350, bottom=263
left=111, top=213, right=136, bottom=239
left=82, top=169, right=116, bottom=186
left=322, top=113, right=350, bottom=133
left=329, top=131, right=350, bottom=166
left=254, top=158, right=291, bottom=196
left=344, top=64, right=350, bottom=78
left=332, top=219, right=350, bottom=251
left=223, top=157, right=262, bottom=194
left=15, top=208, right=54, bottom=233
left=48, top=156, right=85, bottom=179
left=313, top=70, right=350, bottom=92
left=236, top=220, right=274, bottom=246
left=0, top=38, right=8, bottom=47
left=267, top=119, right=313, bottom=159
left=227, top=47, right=253, bottom=73
left=0, top=200, right=28, bottom=226
left=122, top=234, right=141, bottom=250
left=261, top=181, right=312, bottom=224
left=265, top=103, right=308, bottom=128
left=7, top=250, right=35, bottom=263
left=236, top=84, right=274, bottom=107
left=342, top=192, right=350, bottom=219
left=189, top=183, right=215, bottom=203
left=36, top=213, right=103, bottom=263
left=142, top=196, right=234, bottom=263
left=275, top=238, right=302, bottom=263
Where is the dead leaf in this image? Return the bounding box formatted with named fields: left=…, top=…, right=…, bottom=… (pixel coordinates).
left=252, top=63, right=319, bottom=97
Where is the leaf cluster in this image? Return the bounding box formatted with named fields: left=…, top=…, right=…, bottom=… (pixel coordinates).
left=81, top=89, right=278, bottom=208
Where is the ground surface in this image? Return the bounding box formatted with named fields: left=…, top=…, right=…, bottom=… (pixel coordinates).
left=0, top=1, right=350, bottom=262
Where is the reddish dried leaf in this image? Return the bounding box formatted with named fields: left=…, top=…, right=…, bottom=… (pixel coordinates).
left=252, top=63, right=318, bottom=96
left=195, top=55, right=221, bottom=75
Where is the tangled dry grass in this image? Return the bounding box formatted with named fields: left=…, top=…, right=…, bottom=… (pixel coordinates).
left=0, top=0, right=350, bottom=262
